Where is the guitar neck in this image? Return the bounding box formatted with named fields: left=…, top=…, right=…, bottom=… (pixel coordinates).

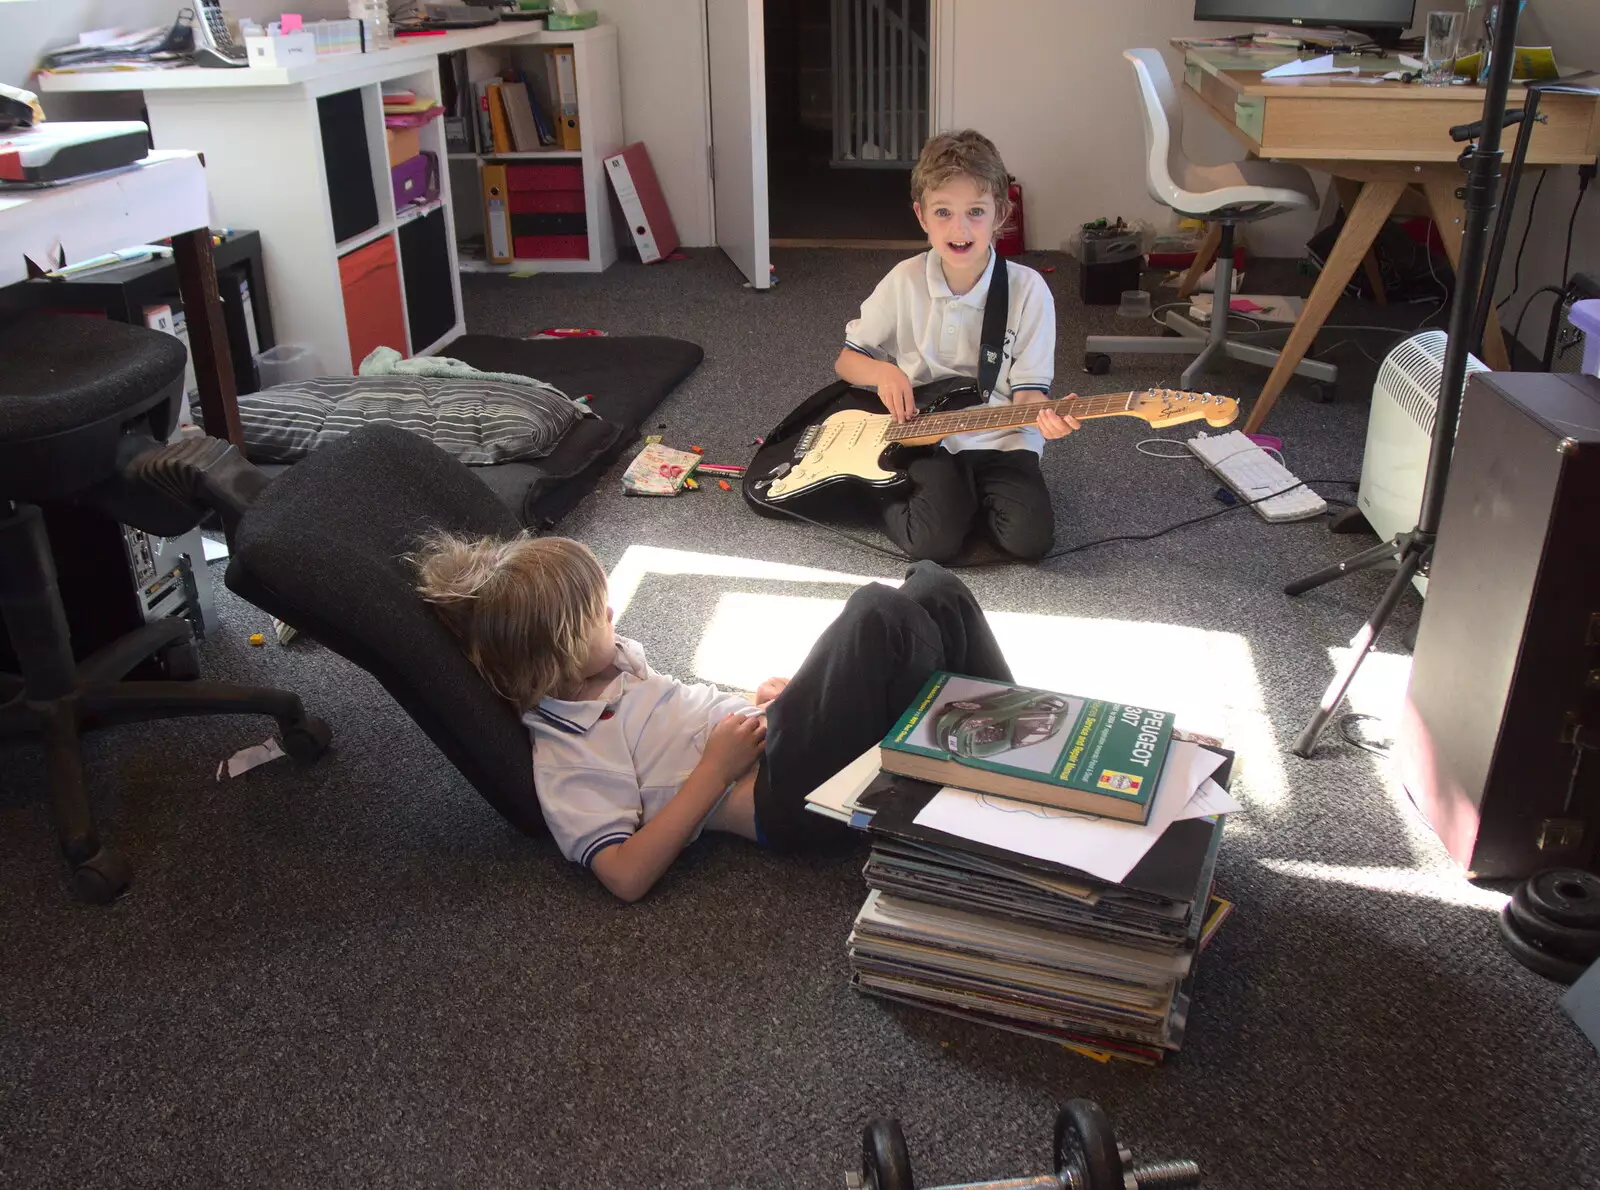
left=886, top=393, right=1142, bottom=446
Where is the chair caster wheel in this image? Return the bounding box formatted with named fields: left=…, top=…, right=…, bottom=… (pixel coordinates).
left=1306, top=381, right=1333, bottom=404
left=72, top=847, right=132, bottom=905
left=1083, top=353, right=1111, bottom=376
left=157, top=639, right=201, bottom=681
left=281, top=715, right=333, bottom=763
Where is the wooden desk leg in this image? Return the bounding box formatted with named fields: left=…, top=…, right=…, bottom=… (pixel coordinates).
left=1177, top=222, right=1223, bottom=300
left=1243, top=179, right=1405, bottom=435
left=1333, top=178, right=1388, bottom=307
left=170, top=226, right=244, bottom=446
left=1421, top=180, right=1513, bottom=371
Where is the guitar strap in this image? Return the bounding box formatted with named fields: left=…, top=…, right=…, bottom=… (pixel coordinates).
left=977, top=249, right=1009, bottom=398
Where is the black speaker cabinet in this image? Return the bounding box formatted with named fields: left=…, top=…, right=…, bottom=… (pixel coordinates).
left=1398, top=371, right=1600, bottom=878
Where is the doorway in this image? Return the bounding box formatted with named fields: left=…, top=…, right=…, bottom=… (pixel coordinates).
left=763, top=0, right=930, bottom=245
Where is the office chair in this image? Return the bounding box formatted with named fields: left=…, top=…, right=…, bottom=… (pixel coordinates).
left=1084, top=49, right=1337, bottom=394
left=0, top=315, right=331, bottom=904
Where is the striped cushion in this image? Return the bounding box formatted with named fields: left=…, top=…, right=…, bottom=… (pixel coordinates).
left=202, top=375, right=584, bottom=465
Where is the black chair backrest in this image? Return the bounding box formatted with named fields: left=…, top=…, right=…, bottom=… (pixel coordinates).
left=225, top=424, right=541, bottom=834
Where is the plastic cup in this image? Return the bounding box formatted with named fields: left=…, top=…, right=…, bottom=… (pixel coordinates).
left=1117, top=290, right=1152, bottom=320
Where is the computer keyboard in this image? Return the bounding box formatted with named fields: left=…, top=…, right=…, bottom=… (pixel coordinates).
left=1186, top=430, right=1328, bottom=522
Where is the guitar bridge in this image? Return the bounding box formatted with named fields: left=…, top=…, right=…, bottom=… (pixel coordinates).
left=794, top=425, right=821, bottom=458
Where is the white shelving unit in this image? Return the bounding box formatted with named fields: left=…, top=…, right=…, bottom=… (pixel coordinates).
left=37, top=24, right=623, bottom=375
left=447, top=29, right=622, bottom=277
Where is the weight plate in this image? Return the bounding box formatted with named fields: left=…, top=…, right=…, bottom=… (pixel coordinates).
left=1509, top=885, right=1600, bottom=962
left=1055, top=1100, right=1123, bottom=1190
left=861, top=1117, right=914, bottom=1190
left=1524, top=869, right=1600, bottom=929
left=1498, top=905, right=1588, bottom=985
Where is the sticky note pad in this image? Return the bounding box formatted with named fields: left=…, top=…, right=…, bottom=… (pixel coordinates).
left=281, top=13, right=303, bottom=32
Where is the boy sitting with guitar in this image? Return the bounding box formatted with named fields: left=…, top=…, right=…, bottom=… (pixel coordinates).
left=836, top=129, right=1079, bottom=562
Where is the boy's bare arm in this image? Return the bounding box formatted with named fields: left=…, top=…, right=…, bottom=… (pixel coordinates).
left=835, top=349, right=916, bottom=423
left=588, top=713, right=766, bottom=902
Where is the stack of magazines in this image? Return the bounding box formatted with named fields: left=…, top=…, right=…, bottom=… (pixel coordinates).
left=809, top=672, right=1239, bottom=1064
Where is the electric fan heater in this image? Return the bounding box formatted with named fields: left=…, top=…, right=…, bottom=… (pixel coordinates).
left=1359, top=330, right=1490, bottom=595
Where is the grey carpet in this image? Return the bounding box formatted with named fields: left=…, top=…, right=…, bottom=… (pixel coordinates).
left=3, top=249, right=1596, bottom=1190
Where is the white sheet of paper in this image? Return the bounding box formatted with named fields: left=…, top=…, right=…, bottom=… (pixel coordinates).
left=912, top=743, right=1227, bottom=885
left=1177, top=777, right=1244, bottom=821
left=802, top=745, right=880, bottom=822
left=1262, top=54, right=1359, bottom=78
left=216, top=737, right=286, bottom=780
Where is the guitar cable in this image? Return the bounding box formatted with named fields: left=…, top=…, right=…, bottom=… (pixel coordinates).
left=755, top=475, right=1359, bottom=567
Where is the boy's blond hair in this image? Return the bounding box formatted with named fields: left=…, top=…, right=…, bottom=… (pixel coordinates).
left=412, top=531, right=608, bottom=710
left=910, top=129, right=1013, bottom=227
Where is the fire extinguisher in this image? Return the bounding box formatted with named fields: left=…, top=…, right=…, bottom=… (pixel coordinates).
left=996, top=176, right=1025, bottom=257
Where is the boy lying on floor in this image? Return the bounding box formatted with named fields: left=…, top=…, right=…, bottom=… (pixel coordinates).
left=413, top=533, right=1013, bottom=901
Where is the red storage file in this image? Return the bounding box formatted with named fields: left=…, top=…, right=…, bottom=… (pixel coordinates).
left=513, top=235, right=588, bottom=260
left=506, top=163, right=584, bottom=190
left=508, top=189, right=586, bottom=215
left=604, top=143, right=678, bottom=264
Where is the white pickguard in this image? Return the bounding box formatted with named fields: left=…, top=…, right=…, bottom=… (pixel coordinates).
left=764, top=408, right=900, bottom=501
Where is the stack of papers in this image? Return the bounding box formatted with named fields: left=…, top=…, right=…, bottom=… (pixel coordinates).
left=810, top=729, right=1242, bottom=1063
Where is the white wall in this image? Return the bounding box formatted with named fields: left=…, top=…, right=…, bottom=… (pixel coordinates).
left=944, top=0, right=1322, bottom=258
left=586, top=0, right=713, bottom=245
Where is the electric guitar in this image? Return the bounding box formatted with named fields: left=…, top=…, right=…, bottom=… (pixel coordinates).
left=754, top=389, right=1239, bottom=504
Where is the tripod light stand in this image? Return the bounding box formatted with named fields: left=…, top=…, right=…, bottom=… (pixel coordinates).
left=1285, top=0, right=1528, bottom=758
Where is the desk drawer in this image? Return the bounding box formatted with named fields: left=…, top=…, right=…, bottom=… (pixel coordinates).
left=1259, top=91, right=1600, bottom=163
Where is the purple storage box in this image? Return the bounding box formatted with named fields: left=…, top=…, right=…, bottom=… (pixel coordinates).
left=391, top=151, right=438, bottom=211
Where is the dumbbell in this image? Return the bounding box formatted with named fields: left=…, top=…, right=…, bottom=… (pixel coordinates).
left=1498, top=868, right=1600, bottom=985
left=846, top=1100, right=1202, bottom=1190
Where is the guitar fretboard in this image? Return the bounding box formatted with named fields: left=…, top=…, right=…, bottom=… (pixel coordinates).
left=883, top=393, right=1137, bottom=443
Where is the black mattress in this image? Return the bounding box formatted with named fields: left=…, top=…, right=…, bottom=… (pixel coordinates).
left=252, top=334, right=703, bottom=528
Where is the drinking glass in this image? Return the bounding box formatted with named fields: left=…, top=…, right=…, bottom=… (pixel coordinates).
left=1423, top=10, right=1464, bottom=86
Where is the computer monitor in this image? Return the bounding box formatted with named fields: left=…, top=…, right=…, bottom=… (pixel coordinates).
left=1194, top=0, right=1417, bottom=46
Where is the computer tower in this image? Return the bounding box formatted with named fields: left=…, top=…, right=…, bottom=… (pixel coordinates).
left=0, top=504, right=215, bottom=677
left=1397, top=371, right=1600, bottom=878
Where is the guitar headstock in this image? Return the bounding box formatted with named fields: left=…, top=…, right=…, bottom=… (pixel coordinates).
left=1129, top=389, right=1239, bottom=428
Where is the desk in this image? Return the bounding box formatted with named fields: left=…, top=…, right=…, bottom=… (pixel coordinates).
left=1179, top=46, right=1600, bottom=434
left=0, top=150, right=243, bottom=444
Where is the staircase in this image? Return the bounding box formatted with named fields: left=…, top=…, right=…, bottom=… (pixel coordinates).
left=831, top=0, right=930, bottom=168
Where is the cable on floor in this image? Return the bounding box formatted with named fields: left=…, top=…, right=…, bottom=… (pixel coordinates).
left=1337, top=712, right=1394, bottom=757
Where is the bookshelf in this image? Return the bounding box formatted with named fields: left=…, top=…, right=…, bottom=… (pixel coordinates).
left=36, top=24, right=623, bottom=374
left=446, top=27, right=622, bottom=276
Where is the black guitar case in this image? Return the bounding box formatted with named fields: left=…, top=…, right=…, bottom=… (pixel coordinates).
left=743, top=255, right=1009, bottom=520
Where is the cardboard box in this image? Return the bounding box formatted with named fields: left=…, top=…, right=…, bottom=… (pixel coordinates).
left=385, top=125, right=420, bottom=167
left=245, top=32, right=316, bottom=68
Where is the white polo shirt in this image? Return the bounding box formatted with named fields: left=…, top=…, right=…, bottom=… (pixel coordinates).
left=521, top=636, right=750, bottom=867
left=844, top=250, right=1056, bottom=455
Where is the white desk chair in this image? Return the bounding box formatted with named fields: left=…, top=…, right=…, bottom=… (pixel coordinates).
left=1085, top=48, right=1337, bottom=394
